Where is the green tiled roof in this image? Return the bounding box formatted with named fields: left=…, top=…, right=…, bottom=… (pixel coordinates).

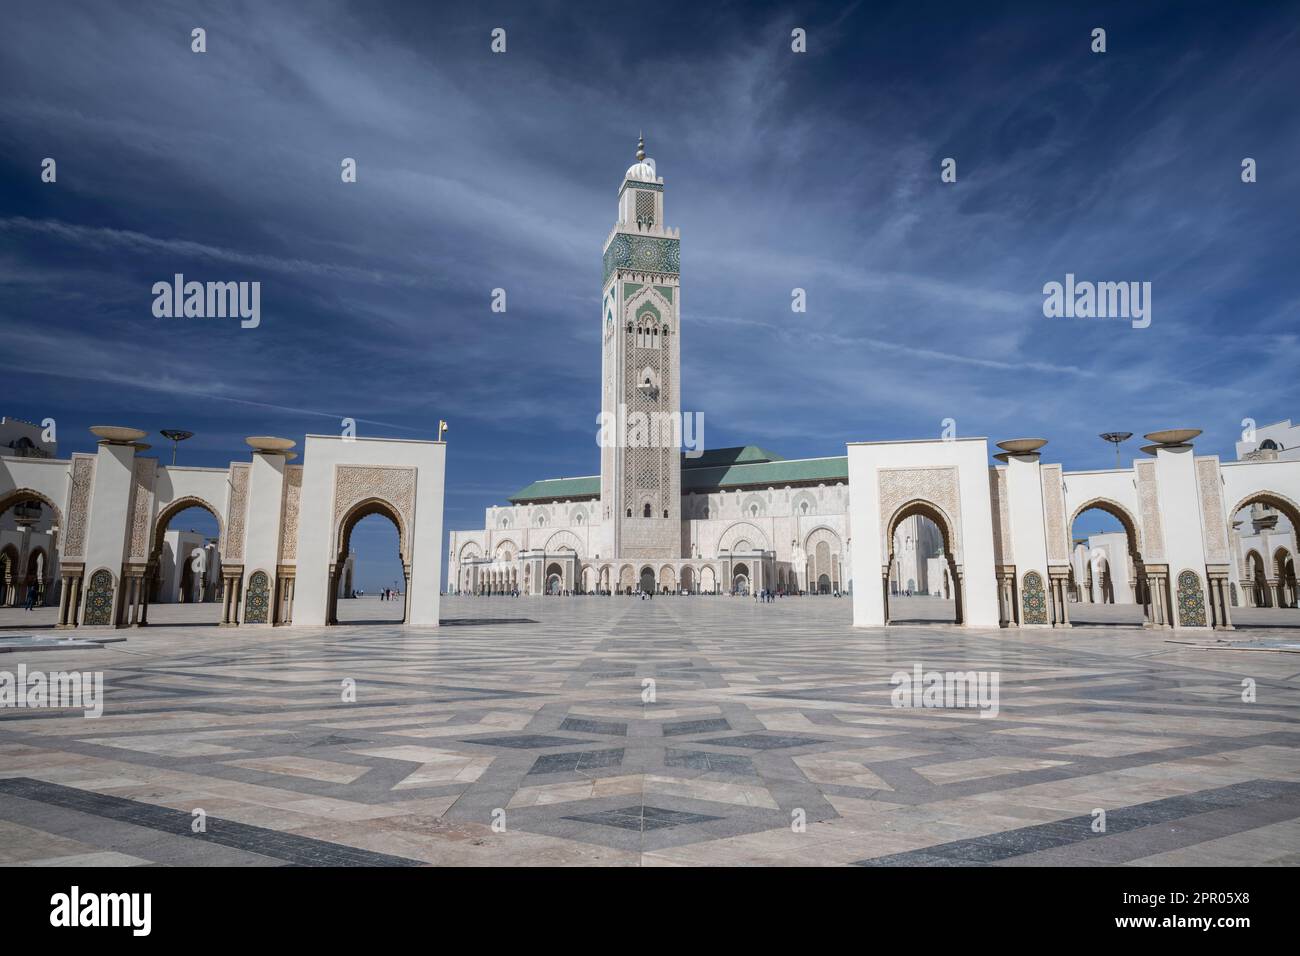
left=682, top=456, right=847, bottom=492
left=507, top=475, right=600, bottom=504
left=506, top=447, right=846, bottom=503
left=682, top=445, right=785, bottom=469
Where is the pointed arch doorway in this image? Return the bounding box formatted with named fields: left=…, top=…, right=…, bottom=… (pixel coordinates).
left=329, top=497, right=408, bottom=625
left=883, top=501, right=962, bottom=625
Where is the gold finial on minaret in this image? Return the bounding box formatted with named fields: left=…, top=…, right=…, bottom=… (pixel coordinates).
left=636, top=132, right=645, bottom=162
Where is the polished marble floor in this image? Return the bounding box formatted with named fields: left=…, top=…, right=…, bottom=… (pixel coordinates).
left=1, top=595, right=1299, bottom=866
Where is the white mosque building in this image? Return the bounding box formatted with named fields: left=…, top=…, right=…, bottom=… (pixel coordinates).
left=448, top=139, right=929, bottom=597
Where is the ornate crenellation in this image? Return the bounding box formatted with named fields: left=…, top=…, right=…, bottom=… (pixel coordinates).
left=224, top=463, right=251, bottom=562
left=333, top=465, right=417, bottom=559
left=877, top=466, right=961, bottom=557
left=62, top=455, right=96, bottom=559
left=1196, top=457, right=1230, bottom=563
left=127, top=457, right=158, bottom=561
left=278, top=465, right=303, bottom=561
left=1040, top=463, right=1068, bottom=562
left=1136, top=460, right=1166, bottom=563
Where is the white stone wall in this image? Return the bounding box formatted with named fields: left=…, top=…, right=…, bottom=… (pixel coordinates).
left=448, top=479, right=853, bottom=595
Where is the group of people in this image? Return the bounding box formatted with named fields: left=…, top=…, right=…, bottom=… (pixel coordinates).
left=378, top=588, right=401, bottom=601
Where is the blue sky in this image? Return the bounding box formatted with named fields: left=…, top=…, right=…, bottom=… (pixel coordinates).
left=2, top=1, right=1297, bottom=590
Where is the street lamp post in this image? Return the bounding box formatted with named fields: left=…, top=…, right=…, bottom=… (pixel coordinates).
left=1099, top=432, right=1133, bottom=469
left=160, top=430, right=194, bottom=466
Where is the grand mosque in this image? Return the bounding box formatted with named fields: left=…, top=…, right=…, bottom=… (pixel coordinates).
left=448, top=139, right=950, bottom=599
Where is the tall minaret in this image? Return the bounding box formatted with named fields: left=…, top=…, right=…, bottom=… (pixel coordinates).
left=598, top=135, right=682, bottom=562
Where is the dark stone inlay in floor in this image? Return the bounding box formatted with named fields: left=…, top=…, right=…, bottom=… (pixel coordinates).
left=664, top=749, right=756, bottom=775
left=460, top=734, right=585, bottom=749
left=559, top=717, right=628, bottom=736
left=662, top=718, right=730, bottom=736
left=854, top=778, right=1300, bottom=867
left=529, top=748, right=625, bottom=775
left=438, top=618, right=539, bottom=626
left=562, top=805, right=723, bottom=831
left=697, top=733, right=822, bottom=750
left=309, top=734, right=368, bottom=748
left=0, top=777, right=424, bottom=867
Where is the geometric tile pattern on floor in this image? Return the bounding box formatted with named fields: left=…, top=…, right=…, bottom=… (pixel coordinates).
left=0, top=777, right=425, bottom=866
left=854, top=779, right=1300, bottom=866
left=561, top=805, right=725, bottom=831
left=2, top=595, right=1300, bottom=865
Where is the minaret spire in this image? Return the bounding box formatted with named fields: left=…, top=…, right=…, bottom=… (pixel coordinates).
left=636, top=133, right=645, bottom=162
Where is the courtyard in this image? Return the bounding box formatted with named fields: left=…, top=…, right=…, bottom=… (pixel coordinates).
left=1, top=596, right=1299, bottom=866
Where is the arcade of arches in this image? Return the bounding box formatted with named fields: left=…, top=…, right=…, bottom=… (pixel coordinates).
left=0, top=429, right=446, bottom=628
left=846, top=433, right=1300, bottom=630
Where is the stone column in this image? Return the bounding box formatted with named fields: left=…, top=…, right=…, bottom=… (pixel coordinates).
left=1145, top=569, right=1170, bottom=628
left=402, top=565, right=412, bottom=622
left=1210, top=573, right=1234, bottom=630
left=221, top=574, right=242, bottom=626
left=123, top=576, right=137, bottom=626
left=881, top=568, right=891, bottom=625
left=1057, top=573, right=1070, bottom=626
left=69, top=574, right=81, bottom=626
left=55, top=574, right=72, bottom=627
left=138, top=578, right=150, bottom=625
left=998, top=572, right=1016, bottom=626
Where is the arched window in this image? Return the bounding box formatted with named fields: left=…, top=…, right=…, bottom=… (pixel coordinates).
left=626, top=508, right=632, bottom=517
left=663, top=509, right=668, bottom=518
left=643, top=503, right=652, bottom=517
left=800, top=501, right=809, bottom=514
left=750, top=504, right=759, bottom=517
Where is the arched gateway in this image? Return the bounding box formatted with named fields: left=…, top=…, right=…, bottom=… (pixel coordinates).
left=0, top=427, right=447, bottom=629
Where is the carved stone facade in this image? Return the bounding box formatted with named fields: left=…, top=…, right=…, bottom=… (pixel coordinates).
left=224, top=463, right=250, bottom=563
left=332, top=465, right=416, bottom=559
left=989, top=468, right=1013, bottom=565
left=877, top=466, right=961, bottom=557
left=279, top=465, right=302, bottom=561
left=1196, top=457, right=1230, bottom=563
left=62, top=455, right=95, bottom=559
left=1040, top=463, right=1068, bottom=562
left=127, top=457, right=157, bottom=561
left=1136, top=460, right=1166, bottom=563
